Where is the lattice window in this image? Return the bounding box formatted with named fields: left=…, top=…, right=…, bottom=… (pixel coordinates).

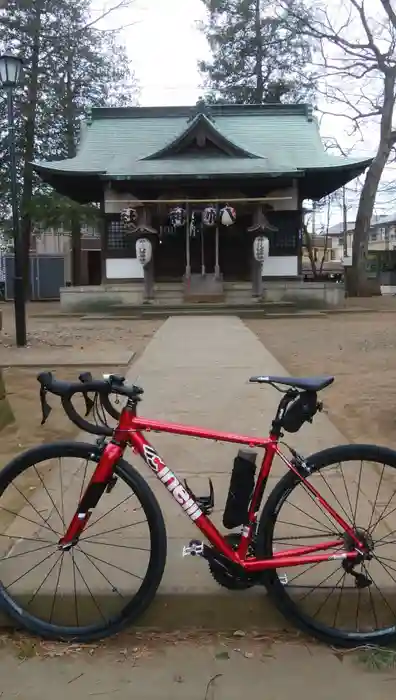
left=106, top=217, right=136, bottom=253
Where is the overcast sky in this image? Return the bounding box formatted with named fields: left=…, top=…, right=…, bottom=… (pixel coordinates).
left=95, top=0, right=394, bottom=223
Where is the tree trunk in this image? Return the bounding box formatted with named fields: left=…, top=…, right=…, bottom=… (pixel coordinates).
left=20, top=2, right=43, bottom=295
left=254, top=0, right=264, bottom=102
left=348, top=71, right=396, bottom=296
left=65, top=50, right=81, bottom=286
left=303, top=224, right=317, bottom=278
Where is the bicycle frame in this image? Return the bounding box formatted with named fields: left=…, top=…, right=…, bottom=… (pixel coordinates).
left=59, top=406, right=362, bottom=569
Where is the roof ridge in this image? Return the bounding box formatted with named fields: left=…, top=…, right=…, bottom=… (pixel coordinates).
left=89, top=103, right=313, bottom=121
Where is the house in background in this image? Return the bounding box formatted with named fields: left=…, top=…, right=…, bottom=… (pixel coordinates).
left=301, top=213, right=396, bottom=287
left=31, top=224, right=101, bottom=285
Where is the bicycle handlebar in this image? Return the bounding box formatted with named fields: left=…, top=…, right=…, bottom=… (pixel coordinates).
left=37, top=371, right=143, bottom=436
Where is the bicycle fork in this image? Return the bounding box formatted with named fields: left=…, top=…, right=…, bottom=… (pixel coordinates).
left=58, top=442, right=122, bottom=549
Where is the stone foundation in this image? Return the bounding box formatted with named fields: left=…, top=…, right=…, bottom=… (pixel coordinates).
left=60, top=280, right=345, bottom=312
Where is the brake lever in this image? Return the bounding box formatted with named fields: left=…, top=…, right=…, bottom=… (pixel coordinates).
left=78, top=371, right=95, bottom=416
left=39, top=387, right=52, bottom=425
left=83, top=394, right=95, bottom=416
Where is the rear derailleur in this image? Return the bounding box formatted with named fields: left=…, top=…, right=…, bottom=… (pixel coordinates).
left=342, top=530, right=373, bottom=589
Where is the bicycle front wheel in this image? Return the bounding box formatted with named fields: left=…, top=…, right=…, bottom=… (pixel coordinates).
left=0, top=442, right=167, bottom=642
left=257, top=444, right=396, bottom=647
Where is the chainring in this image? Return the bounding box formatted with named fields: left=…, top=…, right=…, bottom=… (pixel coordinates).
left=208, top=533, right=259, bottom=590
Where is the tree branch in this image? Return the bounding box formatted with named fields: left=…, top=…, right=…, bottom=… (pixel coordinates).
left=379, top=0, right=396, bottom=29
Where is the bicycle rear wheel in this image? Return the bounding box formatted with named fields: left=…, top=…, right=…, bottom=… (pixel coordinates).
left=0, top=442, right=166, bottom=642
left=257, top=444, right=396, bottom=647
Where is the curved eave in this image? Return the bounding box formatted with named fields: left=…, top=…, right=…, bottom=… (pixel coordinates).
left=301, top=159, right=372, bottom=199
left=33, top=164, right=105, bottom=203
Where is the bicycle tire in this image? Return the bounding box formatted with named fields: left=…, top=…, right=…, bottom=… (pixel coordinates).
left=0, top=441, right=167, bottom=642
left=257, top=443, right=396, bottom=647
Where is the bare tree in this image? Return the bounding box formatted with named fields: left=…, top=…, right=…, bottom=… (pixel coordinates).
left=281, top=0, right=396, bottom=296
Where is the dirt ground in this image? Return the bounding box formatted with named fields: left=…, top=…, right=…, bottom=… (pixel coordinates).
left=247, top=310, right=396, bottom=450
left=0, top=304, right=162, bottom=466
left=0, top=629, right=394, bottom=699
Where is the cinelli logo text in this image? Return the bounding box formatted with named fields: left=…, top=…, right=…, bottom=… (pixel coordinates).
left=142, top=445, right=202, bottom=521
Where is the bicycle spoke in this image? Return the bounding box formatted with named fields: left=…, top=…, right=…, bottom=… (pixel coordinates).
left=366, top=559, right=396, bottom=620
left=369, top=490, right=396, bottom=534
left=283, top=560, right=323, bottom=585
left=275, top=520, right=336, bottom=536
left=362, top=562, right=378, bottom=630
left=352, top=460, right=363, bottom=527
left=49, top=553, right=65, bottom=624
left=80, top=520, right=147, bottom=540
left=338, top=461, right=355, bottom=523
left=77, top=548, right=125, bottom=600
left=316, top=468, right=353, bottom=526
left=9, top=482, right=61, bottom=537
left=333, top=570, right=347, bottom=629
left=1, top=543, right=54, bottom=562
left=367, top=463, right=385, bottom=532
left=72, top=555, right=107, bottom=624
left=0, top=506, right=58, bottom=536
left=78, top=458, right=90, bottom=505
left=81, top=539, right=149, bottom=552
left=4, top=549, right=58, bottom=590
left=284, top=500, right=337, bottom=535
left=80, top=550, right=143, bottom=581
left=26, top=552, right=63, bottom=608
left=297, top=566, right=340, bottom=604
left=71, top=551, right=79, bottom=627
left=311, top=569, right=346, bottom=620
left=58, top=458, right=65, bottom=527
left=33, top=464, right=64, bottom=530
left=83, top=493, right=138, bottom=534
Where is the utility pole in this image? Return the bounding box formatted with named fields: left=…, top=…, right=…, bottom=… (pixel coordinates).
left=342, top=186, right=348, bottom=258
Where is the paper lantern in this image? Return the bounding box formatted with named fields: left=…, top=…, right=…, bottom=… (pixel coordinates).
left=169, top=206, right=186, bottom=228
left=135, top=237, right=152, bottom=267
left=120, top=207, right=138, bottom=229
left=219, top=204, right=236, bottom=227
left=253, top=235, right=269, bottom=262
left=203, top=205, right=217, bottom=227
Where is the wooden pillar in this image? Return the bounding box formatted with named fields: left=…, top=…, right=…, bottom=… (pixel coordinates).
left=201, top=227, right=205, bottom=275
left=185, top=202, right=191, bottom=278
left=252, top=254, right=263, bottom=297
left=143, top=257, right=154, bottom=301
left=215, top=226, right=220, bottom=279
left=99, top=197, right=107, bottom=284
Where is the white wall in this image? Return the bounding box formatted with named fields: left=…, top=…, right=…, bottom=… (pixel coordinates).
left=105, top=258, right=144, bottom=280
left=266, top=184, right=298, bottom=211
left=262, top=256, right=298, bottom=277
left=104, top=187, right=143, bottom=214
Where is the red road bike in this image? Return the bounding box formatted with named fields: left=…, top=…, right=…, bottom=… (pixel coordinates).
left=1, top=371, right=396, bottom=647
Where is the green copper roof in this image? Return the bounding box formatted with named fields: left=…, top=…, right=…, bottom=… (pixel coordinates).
left=33, top=104, right=371, bottom=198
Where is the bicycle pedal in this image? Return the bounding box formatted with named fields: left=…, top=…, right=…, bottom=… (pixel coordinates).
left=182, top=539, right=205, bottom=557
left=184, top=478, right=215, bottom=515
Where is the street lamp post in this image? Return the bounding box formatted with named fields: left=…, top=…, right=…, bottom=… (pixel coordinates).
left=0, top=52, right=26, bottom=347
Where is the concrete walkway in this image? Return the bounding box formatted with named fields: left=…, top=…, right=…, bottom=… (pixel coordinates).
left=0, top=316, right=392, bottom=633
left=0, top=632, right=393, bottom=699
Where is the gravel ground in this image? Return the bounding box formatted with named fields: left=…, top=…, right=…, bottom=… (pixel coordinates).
left=247, top=310, right=396, bottom=449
